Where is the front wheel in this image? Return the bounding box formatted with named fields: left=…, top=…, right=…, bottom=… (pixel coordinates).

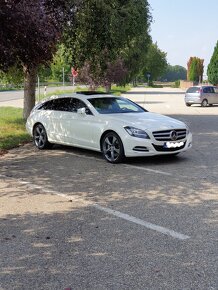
left=102, top=132, right=124, bottom=163
left=201, top=99, right=208, bottom=107
left=186, top=103, right=191, bottom=107
left=33, top=123, right=52, bottom=149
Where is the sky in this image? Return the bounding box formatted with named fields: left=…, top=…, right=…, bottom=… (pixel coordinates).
left=148, top=0, right=218, bottom=75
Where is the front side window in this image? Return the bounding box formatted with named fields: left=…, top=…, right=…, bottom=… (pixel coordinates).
left=88, top=97, right=146, bottom=114
left=71, top=98, right=92, bottom=115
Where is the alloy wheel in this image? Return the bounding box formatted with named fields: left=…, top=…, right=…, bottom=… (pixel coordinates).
left=33, top=124, right=51, bottom=149
left=102, top=132, right=124, bottom=163
left=201, top=99, right=208, bottom=107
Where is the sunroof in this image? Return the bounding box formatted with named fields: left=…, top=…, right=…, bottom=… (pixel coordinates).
left=76, top=91, right=109, bottom=95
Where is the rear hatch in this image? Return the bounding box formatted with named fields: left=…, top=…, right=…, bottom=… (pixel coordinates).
left=185, top=86, right=201, bottom=102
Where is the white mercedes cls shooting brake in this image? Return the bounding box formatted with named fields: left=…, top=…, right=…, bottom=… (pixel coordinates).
left=26, top=92, right=192, bottom=163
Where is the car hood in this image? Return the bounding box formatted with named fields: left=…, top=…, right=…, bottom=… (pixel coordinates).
left=105, top=112, right=186, bottom=131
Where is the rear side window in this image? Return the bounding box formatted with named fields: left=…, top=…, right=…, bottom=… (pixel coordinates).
left=38, top=100, right=54, bottom=110
left=186, top=87, right=200, bottom=93
left=38, top=98, right=77, bottom=112
left=203, top=87, right=215, bottom=93
left=203, top=87, right=209, bottom=93
left=210, top=87, right=215, bottom=93
left=37, top=97, right=92, bottom=114
left=52, top=98, right=72, bottom=111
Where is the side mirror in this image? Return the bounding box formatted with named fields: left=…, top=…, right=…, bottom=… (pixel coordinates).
left=77, top=107, right=86, bottom=115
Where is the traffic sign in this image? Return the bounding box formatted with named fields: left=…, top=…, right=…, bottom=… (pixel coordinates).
left=71, top=67, right=78, bottom=77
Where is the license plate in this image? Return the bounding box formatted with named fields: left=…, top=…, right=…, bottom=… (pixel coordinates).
left=164, top=141, right=184, bottom=148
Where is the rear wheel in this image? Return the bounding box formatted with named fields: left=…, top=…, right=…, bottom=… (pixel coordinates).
left=102, top=132, right=124, bottom=163
left=33, top=123, right=52, bottom=149
left=201, top=99, right=208, bottom=107
left=186, top=103, right=191, bottom=107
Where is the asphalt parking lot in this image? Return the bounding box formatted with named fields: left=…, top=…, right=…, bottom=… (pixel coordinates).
left=0, top=87, right=218, bottom=290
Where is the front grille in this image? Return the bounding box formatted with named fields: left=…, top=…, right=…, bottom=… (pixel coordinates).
left=153, top=129, right=187, bottom=141
left=152, top=142, right=186, bottom=152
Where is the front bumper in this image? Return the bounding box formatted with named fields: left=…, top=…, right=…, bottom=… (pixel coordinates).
left=123, top=133, right=192, bottom=157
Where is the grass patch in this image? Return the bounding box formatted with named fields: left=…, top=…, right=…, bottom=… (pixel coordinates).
left=0, top=107, right=31, bottom=151
left=110, top=85, right=131, bottom=95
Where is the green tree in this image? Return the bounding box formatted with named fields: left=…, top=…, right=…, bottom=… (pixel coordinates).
left=160, top=65, right=187, bottom=82
left=65, top=0, right=152, bottom=89
left=142, top=42, right=168, bottom=83
left=207, top=41, right=218, bottom=85
left=0, top=0, right=78, bottom=118
left=189, top=58, right=199, bottom=82
left=50, top=44, right=73, bottom=82
left=187, top=57, right=204, bottom=83
left=0, top=64, right=23, bottom=87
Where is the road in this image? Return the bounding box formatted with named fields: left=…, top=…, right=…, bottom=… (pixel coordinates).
left=0, top=87, right=217, bottom=290
left=0, top=86, right=75, bottom=107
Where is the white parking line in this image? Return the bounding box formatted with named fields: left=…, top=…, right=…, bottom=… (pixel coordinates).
left=94, top=204, right=190, bottom=240
left=1, top=176, right=190, bottom=241
left=124, top=165, right=172, bottom=176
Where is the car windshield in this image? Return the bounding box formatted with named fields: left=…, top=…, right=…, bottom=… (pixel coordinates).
left=88, top=97, right=146, bottom=114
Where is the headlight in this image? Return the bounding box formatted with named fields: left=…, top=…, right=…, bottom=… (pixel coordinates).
left=124, top=126, right=150, bottom=139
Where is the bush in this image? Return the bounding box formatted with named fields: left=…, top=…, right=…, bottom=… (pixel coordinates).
left=171, top=80, right=180, bottom=88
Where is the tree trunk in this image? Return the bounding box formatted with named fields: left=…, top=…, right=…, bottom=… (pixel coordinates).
left=105, top=83, right=111, bottom=92
left=23, top=65, right=37, bottom=119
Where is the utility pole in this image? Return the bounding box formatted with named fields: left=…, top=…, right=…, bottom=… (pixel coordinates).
left=63, top=67, right=65, bottom=87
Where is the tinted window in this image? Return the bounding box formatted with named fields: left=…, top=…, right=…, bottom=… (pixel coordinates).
left=88, top=97, right=146, bottom=114
left=210, top=87, right=215, bottom=93
left=52, top=98, right=72, bottom=111
left=38, top=97, right=92, bottom=114
left=203, top=87, right=215, bottom=93
left=38, top=100, right=54, bottom=110
left=71, top=98, right=92, bottom=115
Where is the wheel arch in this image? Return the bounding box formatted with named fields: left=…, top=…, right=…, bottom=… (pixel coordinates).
left=32, top=122, right=43, bottom=135
left=32, top=122, right=52, bottom=149
left=100, top=129, right=124, bottom=152
left=201, top=98, right=208, bottom=107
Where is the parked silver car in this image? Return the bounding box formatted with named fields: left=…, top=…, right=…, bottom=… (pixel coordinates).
left=185, top=85, right=218, bottom=107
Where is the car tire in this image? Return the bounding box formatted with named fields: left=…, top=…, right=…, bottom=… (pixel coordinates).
left=201, top=99, right=208, bottom=107
left=102, top=131, right=124, bottom=163
left=186, top=103, right=191, bottom=107
left=33, top=123, right=52, bottom=149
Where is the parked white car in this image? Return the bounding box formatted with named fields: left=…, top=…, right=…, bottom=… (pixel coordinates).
left=26, top=92, right=192, bottom=163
